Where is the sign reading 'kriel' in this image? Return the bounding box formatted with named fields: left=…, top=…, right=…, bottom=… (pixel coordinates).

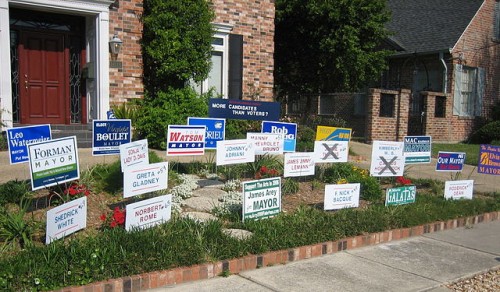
left=261, top=121, right=297, bottom=152
left=370, top=141, right=405, bottom=177
left=187, top=117, right=225, bottom=149
left=242, top=177, right=281, bottom=222
left=478, top=144, right=500, bottom=175
left=46, top=196, right=87, bottom=244
left=284, top=152, right=315, bottom=177
left=314, top=141, right=348, bottom=163
left=123, top=162, right=168, bottom=198
left=7, top=124, right=52, bottom=164
left=28, top=136, right=79, bottom=190
left=92, top=119, right=131, bottom=156
left=324, top=183, right=360, bottom=210
left=444, top=180, right=474, bottom=200
left=125, top=194, right=172, bottom=231
left=119, top=139, right=149, bottom=172
left=216, top=139, right=255, bottom=166
left=246, top=132, right=284, bottom=155
left=166, top=125, right=206, bottom=156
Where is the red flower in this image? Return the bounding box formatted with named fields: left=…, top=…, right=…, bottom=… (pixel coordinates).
left=100, top=214, right=107, bottom=221
left=110, top=221, right=117, bottom=228
left=396, top=176, right=412, bottom=185
left=260, top=166, right=268, bottom=173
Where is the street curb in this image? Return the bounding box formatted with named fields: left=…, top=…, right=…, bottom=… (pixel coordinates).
left=52, top=211, right=500, bottom=292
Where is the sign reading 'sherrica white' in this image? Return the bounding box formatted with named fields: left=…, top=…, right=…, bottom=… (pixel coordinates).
left=370, top=141, right=405, bottom=177
left=314, top=141, right=348, bottom=163
left=92, top=119, right=131, bottom=156
left=216, top=139, right=255, bottom=166
left=119, top=139, right=149, bottom=172
left=242, top=177, right=281, bottom=221
left=284, top=152, right=315, bottom=177
left=324, top=183, right=360, bottom=210
left=123, top=162, right=168, bottom=198
left=125, top=194, right=172, bottom=231
left=46, top=196, right=87, bottom=244
left=444, top=180, right=474, bottom=200
left=246, top=132, right=284, bottom=155
left=28, top=136, right=79, bottom=191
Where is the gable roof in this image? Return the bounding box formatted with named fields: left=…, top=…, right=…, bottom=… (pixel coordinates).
left=386, top=0, right=484, bottom=56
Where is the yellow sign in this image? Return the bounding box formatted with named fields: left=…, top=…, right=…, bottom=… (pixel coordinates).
left=315, top=126, right=352, bottom=141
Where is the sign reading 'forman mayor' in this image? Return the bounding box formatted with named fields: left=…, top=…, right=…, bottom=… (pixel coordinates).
left=28, top=136, right=80, bottom=191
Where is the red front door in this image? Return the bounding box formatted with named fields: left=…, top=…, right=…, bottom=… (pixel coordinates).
left=19, top=31, right=68, bottom=124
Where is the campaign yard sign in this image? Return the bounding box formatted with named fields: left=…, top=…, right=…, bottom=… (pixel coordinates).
left=123, top=162, right=168, bottom=198
left=28, top=136, right=79, bottom=190
left=166, top=125, right=206, bottom=156
left=324, top=183, right=360, bottom=210
left=125, top=194, right=172, bottom=231
left=314, top=141, right=348, bottom=163
left=284, top=152, right=315, bottom=177
left=370, top=141, right=405, bottom=177
left=246, top=133, right=284, bottom=155
left=7, top=124, right=52, bottom=164
left=209, top=98, right=280, bottom=121
left=436, top=152, right=466, bottom=172
left=315, top=126, right=352, bottom=141
left=119, top=139, right=149, bottom=172
left=46, top=196, right=87, bottom=244
left=187, top=117, right=225, bottom=149
left=444, top=180, right=474, bottom=200
left=403, top=136, right=431, bottom=164
left=478, top=144, right=500, bottom=175
left=92, top=119, right=131, bottom=155
left=385, top=186, right=416, bottom=206
left=261, top=121, right=297, bottom=152
left=242, top=177, right=281, bottom=221
left=216, top=139, right=255, bottom=166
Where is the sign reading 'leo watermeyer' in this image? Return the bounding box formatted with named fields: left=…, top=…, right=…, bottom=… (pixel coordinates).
left=167, top=125, right=206, bottom=156
left=7, top=124, right=52, bottom=164
left=28, top=136, right=79, bottom=191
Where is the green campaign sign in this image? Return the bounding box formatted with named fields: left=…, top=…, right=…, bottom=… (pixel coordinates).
left=242, top=177, right=281, bottom=221
left=385, top=185, right=416, bottom=206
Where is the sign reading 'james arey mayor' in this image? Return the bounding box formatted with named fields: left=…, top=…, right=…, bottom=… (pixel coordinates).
left=92, top=119, right=131, bottom=156
left=123, top=162, right=169, bottom=198
left=28, top=136, right=80, bottom=191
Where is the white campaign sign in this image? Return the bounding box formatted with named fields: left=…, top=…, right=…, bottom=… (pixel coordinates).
left=119, top=139, right=149, bottom=172
left=314, top=141, right=349, bottom=163
left=324, top=183, right=360, bottom=210
left=284, top=152, right=316, bottom=177
left=125, top=194, right=172, bottom=231
left=216, top=139, right=255, bottom=166
left=246, top=133, right=284, bottom=155
left=123, top=162, right=169, bottom=198
left=444, top=180, right=474, bottom=200
left=370, top=141, right=405, bottom=177
left=46, top=196, right=87, bottom=244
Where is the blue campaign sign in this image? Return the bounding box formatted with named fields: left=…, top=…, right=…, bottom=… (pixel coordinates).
left=262, top=121, right=297, bottom=152
left=436, top=151, right=466, bottom=172
left=478, top=144, right=500, bottom=175
left=92, top=119, right=131, bottom=156
left=208, top=98, right=280, bottom=121
left=7, top=125, right=52, bottom=164
left=403, top=136, right=432, bottom=164
left=187, top=117, right=225, bottom=149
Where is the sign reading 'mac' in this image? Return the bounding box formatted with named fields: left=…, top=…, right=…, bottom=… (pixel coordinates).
left=166, top=125, right=206, bottom=156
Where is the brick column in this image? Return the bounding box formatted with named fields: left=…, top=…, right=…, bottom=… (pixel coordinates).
left=396, top=89, right=410, bottom=141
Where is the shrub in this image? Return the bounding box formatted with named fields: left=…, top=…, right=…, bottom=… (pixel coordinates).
left=469, top=121, right=500, bottom=144
left=296, top=125, right=316, bottom=151
left=282, top=177, right=299, bottom=195
left=225, top=120, right=261, bottom=139
left=0, top=180, right=32, bottom=205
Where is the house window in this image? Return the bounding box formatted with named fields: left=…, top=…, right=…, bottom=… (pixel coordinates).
left=494, top=1, right=500, bottom=41
left=380, top=94, right=395, bottom=117
left=453, top=64, right=485, bottom=117
left=435, top=96, right=446, bottom=118
left=353, top=93, right=367, bottom=116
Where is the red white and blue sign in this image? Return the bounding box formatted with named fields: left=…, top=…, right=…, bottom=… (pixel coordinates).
left=261, top=121, right=297, bottom=152
left=92, top=119, right=131, bottom=156
left=6, top=124, right=52, bottom=164
left=187, top=117, right=225, bottom=149
left=208, top=98, right=280, bottom=121
left=166, top=125, right=206, bottom=156
left=478, top=144, right=500, bottom=175
left=436, top=151, right=466, bottom=172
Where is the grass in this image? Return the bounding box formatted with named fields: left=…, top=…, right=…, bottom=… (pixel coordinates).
left=432, top=143, right=480, bottom=165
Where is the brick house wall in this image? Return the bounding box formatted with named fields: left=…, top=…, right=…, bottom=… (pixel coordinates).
left=107, top=0, right=275, bottom=105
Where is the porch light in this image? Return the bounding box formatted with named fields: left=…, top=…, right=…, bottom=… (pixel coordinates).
left=109, top=34, right=123, bottom=57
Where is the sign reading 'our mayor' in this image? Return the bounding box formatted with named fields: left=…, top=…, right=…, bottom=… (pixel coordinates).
left=7, top=124, right=52, bottom=164
left=92, top=119, right=131, bottom=156
left=28, top=136, right=79, bottom=191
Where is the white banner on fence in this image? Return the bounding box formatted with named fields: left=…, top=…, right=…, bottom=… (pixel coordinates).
left=119, top=139, right=149, bottom=172
left=314, top=140, right=349, bottom=163
left=324, top=183, right=360, bottom=210
left=284, top=152, right=315, bottom=177
left=216, top=139, right=255, bottom=166
left=125, top=194, right=172, bottom=231
left=370, top=141, right=405, bottom=177
left=246, top=132, right=284, bottom=155
left=46, top=196, right=87, bottom=244
left=444, top=180, right=474, bottom=200
left=123, top=162, right=169, bottom=198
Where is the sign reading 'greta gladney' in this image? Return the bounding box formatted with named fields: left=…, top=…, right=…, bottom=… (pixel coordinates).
left=92, top=119, right=131, bottom=156
left=208, top=98, right=280, bottom=121
left=123, top=162, right=169, bottom=198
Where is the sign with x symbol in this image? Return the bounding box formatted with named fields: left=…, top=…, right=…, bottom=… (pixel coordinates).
left=314, top=141, right=348, bottom=163
left=370, top=141, right=405, bottom=177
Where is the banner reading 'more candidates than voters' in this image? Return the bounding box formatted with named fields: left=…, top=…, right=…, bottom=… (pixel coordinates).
left=7, top=124, right=52, bottom=164
left=28, top=136, right=80, bottom=191
left=92, top=119, right=131, bottom=156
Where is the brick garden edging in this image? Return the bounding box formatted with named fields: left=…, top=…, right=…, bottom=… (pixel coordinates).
left=53, top=211, right=500, bottom=292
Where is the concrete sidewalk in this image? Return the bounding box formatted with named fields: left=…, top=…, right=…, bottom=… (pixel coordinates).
left=151, top=220, right=500, bottom=292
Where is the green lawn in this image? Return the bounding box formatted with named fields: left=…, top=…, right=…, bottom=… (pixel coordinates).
left=432, top=143, right=480, bottom=165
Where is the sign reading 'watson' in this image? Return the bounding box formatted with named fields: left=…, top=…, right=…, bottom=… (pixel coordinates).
left=92, top=120, right=131, bottom=155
